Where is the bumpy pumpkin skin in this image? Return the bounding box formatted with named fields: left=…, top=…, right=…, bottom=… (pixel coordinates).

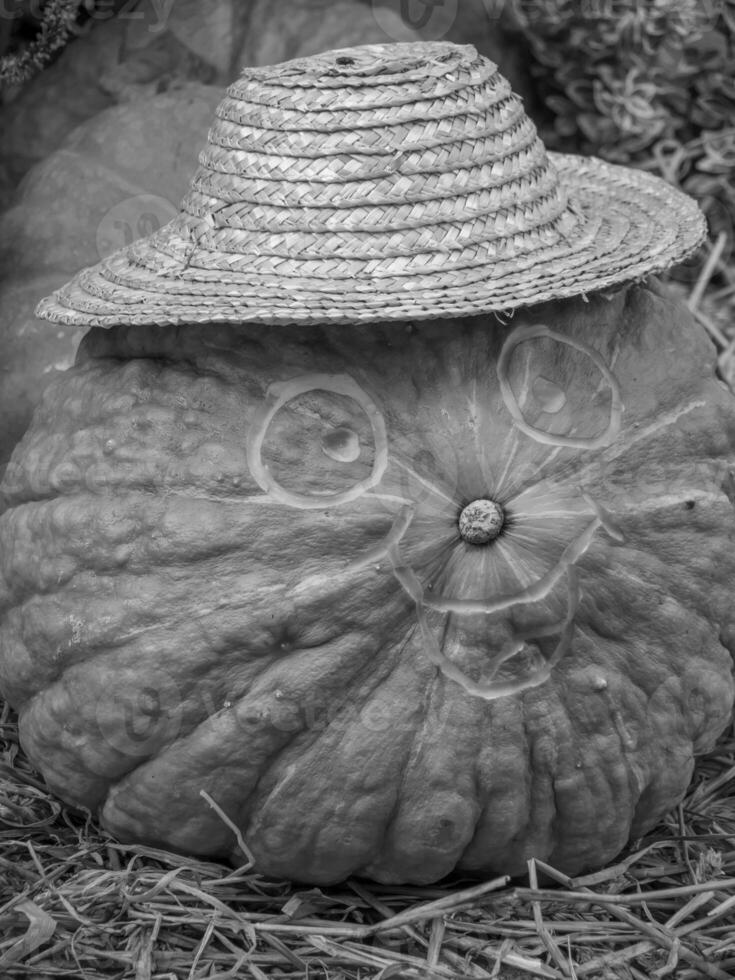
left=1, top=281, right=734, bottom=884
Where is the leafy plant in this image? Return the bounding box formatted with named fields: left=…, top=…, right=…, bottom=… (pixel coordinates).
left=508, top=0, right=735, bottom=383
left=0, top=0, right=88, bottom=87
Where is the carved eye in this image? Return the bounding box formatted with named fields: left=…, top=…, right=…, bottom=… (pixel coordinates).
left=321, top=425, right=361, bottom=463
left=246, top=373, right=388, bottom=509
left=497, top=323, right=622, bottom=449
left=531, top=375, right=567, bottom=415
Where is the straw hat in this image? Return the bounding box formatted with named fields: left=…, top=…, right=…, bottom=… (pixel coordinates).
left=37, top=41, right=706, bottom=326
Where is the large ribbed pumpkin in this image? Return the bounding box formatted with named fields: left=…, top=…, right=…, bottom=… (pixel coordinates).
left=1, top=279, right=734, bottom=883
left=1, top=41, right=734, bottom=885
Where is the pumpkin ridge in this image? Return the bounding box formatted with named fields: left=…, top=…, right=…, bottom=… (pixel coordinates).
left=5, top=539, right=416, bottom=731
left=545, top=701, right=612, bottom=868
left=372, top=660, right=495, bottom=883
left=289, top=625, right=435, bottom=880
left=581, top=507, right=733, bottom=633
left=555, top=671, right=644, bottom=865
left=115, top=613, right=412, bottom=817
left=571, top=589, right=733, bottom=754
left=104, top=622, right=421, bottom=875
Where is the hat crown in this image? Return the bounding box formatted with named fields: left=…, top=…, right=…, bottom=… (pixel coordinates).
left=242, top=39, right=484, bottom=87
left=173, top=41, right=574, bottom=269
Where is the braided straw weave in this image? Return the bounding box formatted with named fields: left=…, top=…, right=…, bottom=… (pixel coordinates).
left=37, top=41, right=706, bottom=326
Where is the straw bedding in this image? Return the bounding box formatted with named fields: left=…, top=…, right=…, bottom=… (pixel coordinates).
left=2, top=698, right=735, bottom=978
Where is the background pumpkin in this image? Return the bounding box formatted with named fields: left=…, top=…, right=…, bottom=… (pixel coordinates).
left=0, top=84, right=220, bottom=474
left=1, top=275, right=733, bottom=884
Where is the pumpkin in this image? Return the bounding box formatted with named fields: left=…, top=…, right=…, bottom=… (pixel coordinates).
left=1, top=41, right=734, bottom=886
left=0, top=83, right=221, bottom=473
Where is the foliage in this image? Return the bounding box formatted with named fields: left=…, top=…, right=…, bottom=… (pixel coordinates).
left=0, top=0, right=88, bottom=88
left=508, top=0, right=735, bottom=384
left=512, top=1, right=731, bottom=152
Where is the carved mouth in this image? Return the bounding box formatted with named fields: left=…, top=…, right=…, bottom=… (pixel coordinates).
left=379, top=477, right=621, bottom=701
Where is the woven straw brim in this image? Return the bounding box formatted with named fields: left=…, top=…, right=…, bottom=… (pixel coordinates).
left=35, top=43, right=706, bottom=327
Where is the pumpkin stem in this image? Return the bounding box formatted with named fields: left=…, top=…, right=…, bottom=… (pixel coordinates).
left=458, top=499, right=504, bottom=545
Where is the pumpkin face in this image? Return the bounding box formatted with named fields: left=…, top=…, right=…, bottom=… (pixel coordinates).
left=1, top=280, right=734, bottom=884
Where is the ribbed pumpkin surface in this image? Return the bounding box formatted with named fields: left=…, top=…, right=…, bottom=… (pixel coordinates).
left=1, top=282, right=734, bottom=884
